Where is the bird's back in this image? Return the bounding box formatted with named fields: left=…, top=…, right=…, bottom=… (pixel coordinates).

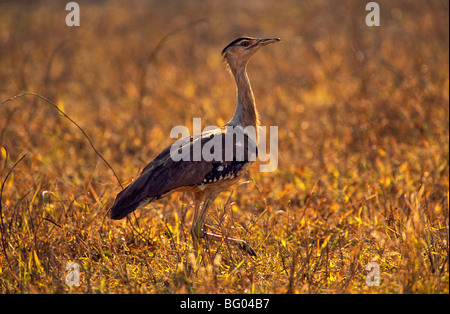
left=109, top=126, right=257, bottom=220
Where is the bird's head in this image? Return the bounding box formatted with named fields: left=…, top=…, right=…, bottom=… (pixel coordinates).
left=222, top=37, right=280, bottom=66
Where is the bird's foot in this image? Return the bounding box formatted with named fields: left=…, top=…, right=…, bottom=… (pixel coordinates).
left=204, top=231, right=257, bottom=257
left=190, top=224, right=256, bottom=257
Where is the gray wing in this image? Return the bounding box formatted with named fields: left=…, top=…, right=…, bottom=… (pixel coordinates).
left=109, top=127, right=257, bottom=220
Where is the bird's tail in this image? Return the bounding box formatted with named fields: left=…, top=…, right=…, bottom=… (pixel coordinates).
left=109, top=177, right=154, bottom=220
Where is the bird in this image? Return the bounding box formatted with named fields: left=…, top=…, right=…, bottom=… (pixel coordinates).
left=109, top=36, right=281, bottom=256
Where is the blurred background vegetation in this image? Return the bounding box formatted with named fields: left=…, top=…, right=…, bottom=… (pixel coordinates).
left=0, top=0, right=448, bottom=293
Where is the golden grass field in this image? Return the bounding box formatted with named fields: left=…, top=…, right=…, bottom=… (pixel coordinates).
left=0, top=0, right=448, bottom=294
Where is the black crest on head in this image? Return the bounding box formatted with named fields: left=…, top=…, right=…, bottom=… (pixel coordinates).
left=222, top=37, right=254, bottom=56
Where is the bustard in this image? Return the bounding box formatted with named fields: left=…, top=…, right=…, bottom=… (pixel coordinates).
left=109, top=37, right=281, bottom=256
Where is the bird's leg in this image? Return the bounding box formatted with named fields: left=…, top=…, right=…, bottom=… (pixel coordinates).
left=191, top=189, right=218, bottom=240
left=190, top=192, right=205, bottom=252
left=191, top=198, right=213, bottom=239
left=190, top=192, right=256, bottom=257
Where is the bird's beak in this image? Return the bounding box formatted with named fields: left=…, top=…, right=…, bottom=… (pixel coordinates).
left=245, top=38, right=281, bottom=51
left=257, top=37, right=281, bottom=46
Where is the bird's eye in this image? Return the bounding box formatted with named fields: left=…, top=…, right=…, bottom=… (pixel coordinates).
left=240, top=41, right=250, bottom=47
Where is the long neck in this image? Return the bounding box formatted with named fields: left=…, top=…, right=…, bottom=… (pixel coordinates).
left=227, top=61, right=259, bottom=130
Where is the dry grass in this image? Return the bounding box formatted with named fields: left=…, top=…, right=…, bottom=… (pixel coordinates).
left=0, top=0, right=448, bottom=293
